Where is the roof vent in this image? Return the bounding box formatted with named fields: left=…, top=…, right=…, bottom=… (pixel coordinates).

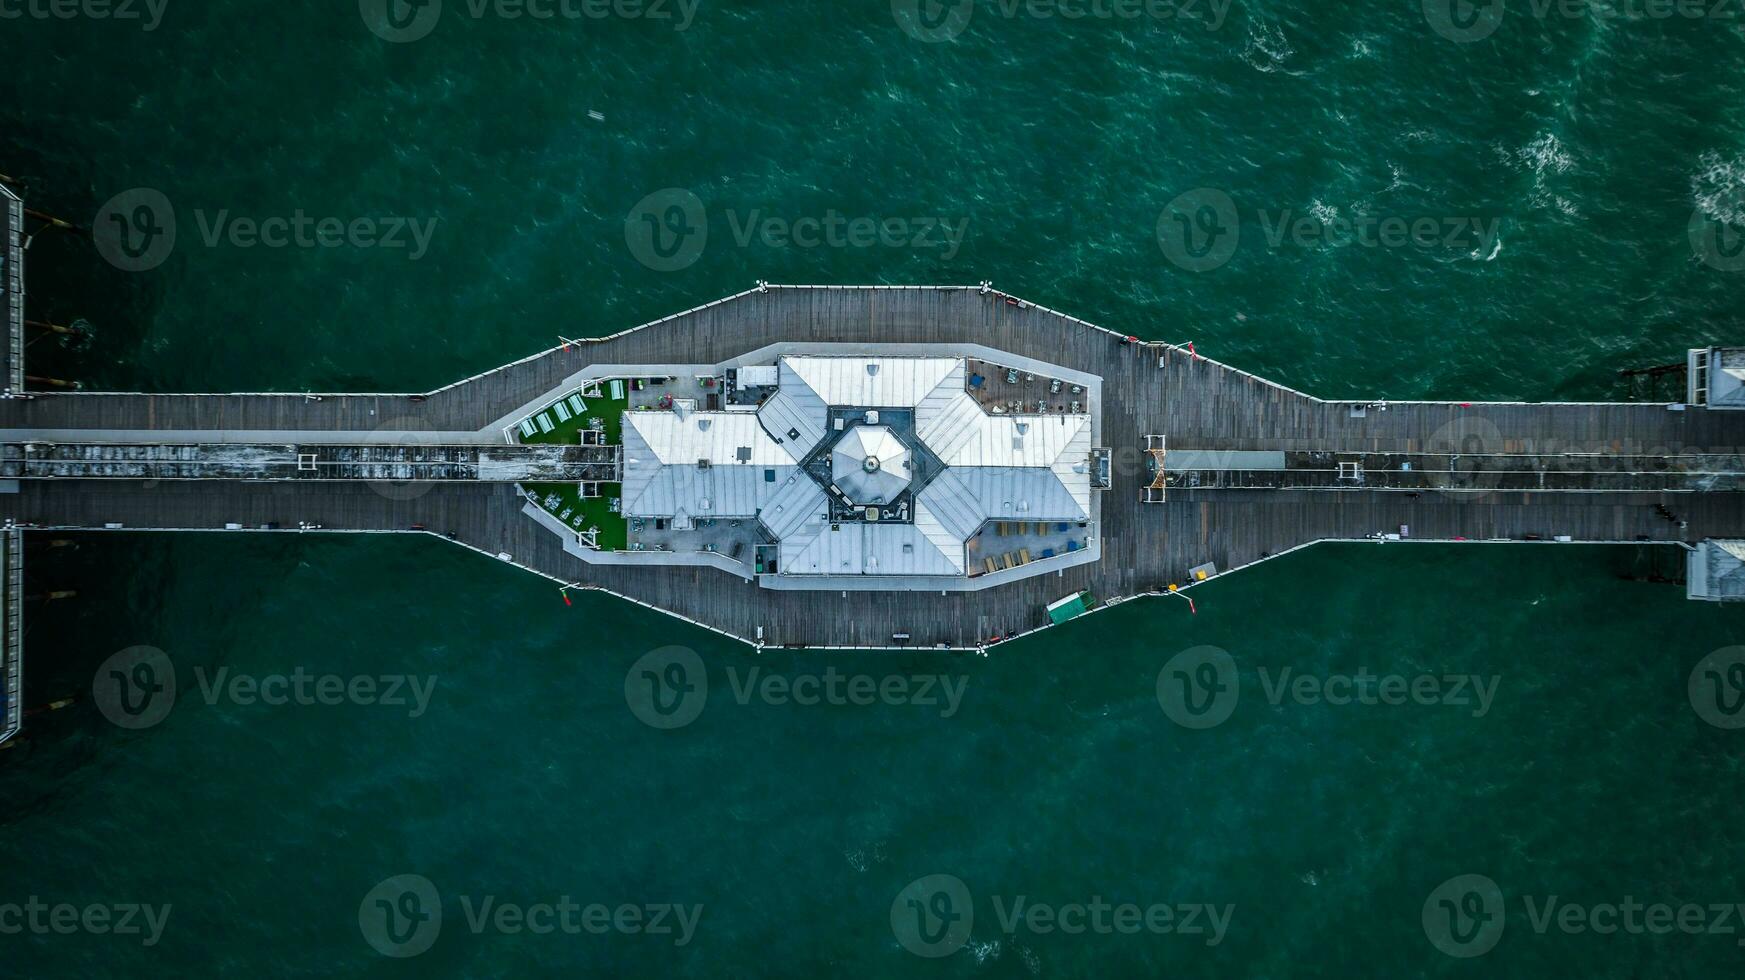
left=698, top=419, right=712, bottom=431
left=866, top=363, right=880, bottom=376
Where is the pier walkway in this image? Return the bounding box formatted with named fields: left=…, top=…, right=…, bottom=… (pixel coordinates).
left=0, top=441, right=619, bottom=483
left=2, top=285, right=1742, bottom=652
left=2, top=185, right=23, bottom=398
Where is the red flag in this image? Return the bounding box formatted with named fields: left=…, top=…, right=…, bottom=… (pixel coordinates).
left=561, top=591, right=573, bottom=607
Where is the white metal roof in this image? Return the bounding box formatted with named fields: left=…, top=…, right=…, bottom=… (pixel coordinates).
left=831, top=425, right=912, bottom=503
left=914, top=471, right=985, bottom=554
left=1711, top=349, right=1745, bottom=407
left=930, top=409, right=1091, bottom=469
left=1713, top=540, right=1745, bottom=585
left=916, top=403, right=1093, bottom=520
left=621, top=411, right=800, bottom=518
left=943, top=465, right=1088, bottom=520
left=729, top=353, right=1095, bottom=577
left=780, top=521, right=965, bottom=577
left=756, top=360, right=831, bottom=453
left=1690, top=539, right=1745, bottom=601
left=781, top=355, right=962, bottom=408
left=757, top=469, right=829, bottom=540
left=738, top=364, right=779, bottom=387
left=914, top=390, right=985, bottom=455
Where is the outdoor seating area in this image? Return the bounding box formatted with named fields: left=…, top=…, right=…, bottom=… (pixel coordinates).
left=625, top=517, right=765, bottom=567
left=523, top=480, right=628, bottom=551
left=624, top=374, right=725, bottom=412
left=517, top=385, right=627, bottom=447
left=517, top=377, right=729, bottom=447
left=966, top=520, right=1088, bottom=576
left=517, top=393, right=592, bottom=442
left=965, top=358, right=1081, bottom=416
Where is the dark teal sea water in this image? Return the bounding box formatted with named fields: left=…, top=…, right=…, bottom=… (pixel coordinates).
left=3, top=0, right=1745, bottom=975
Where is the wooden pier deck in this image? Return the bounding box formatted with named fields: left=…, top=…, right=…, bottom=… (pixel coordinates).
left=2, top=186, right=23, bottom=399
left=0, top=441, right=619, bottom=482
left=1, top=530, right=19, bottom=743
left=2, top=285, right=1742, bottom=650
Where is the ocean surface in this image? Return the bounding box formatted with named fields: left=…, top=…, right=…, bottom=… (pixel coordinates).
left=2, top=0, right=1745, bottom=975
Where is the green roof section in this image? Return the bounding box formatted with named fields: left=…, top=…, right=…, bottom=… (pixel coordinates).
left=1045, top=591, right=1093, bottom=626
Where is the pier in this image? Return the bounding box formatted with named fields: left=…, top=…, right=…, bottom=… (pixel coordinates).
left=1, top=185, right=22, bottom=739
left=0, top=282, right=1741, bottom=715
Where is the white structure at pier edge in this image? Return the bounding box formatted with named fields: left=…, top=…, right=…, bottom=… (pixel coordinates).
left=1688, top=347, right=1745, bottom=409
left=1688, top=539, right=1745, bottom=602
left=618, top=354, right=1095, bottom=579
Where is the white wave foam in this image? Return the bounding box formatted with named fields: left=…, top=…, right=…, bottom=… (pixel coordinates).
left=1504, top=132, right=1579, bottom=214
left=1242, top=21, right=1294, bottom=73
left=1518, top=132, right=1575, bottom=177
left=968, top=938, right=1002, bottom=963
left=1691, top=150, right=1745, bottom=225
